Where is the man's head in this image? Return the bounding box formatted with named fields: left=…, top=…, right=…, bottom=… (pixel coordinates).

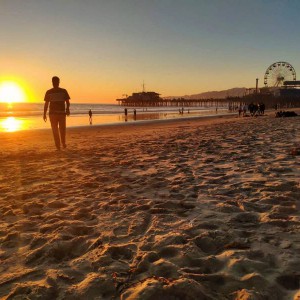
left=52, top=76, right=60, bottom=88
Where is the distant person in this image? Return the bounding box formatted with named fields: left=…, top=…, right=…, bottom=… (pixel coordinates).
left=260, top=103, right=265, bottom=115
left=238, top=105, right=242, bottom=117
left=133, top=109, right=137, bottom=120
left=257, top=103, right=261, bottom=115
left=124, top=108, right=128, bottom=122
left=89, top=109, right=93, bottom=124
left=43, top=76, right=70, bottom=150
left=249, top=103, right=254, bottom=116
left=253, top=103, right=258, bottom=116
left=243, top=104, right=247, bottom=116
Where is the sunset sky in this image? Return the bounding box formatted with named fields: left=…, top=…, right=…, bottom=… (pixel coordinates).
left=1, top=0, right=300, bottom=103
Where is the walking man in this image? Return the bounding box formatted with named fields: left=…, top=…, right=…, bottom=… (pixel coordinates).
left=43, top=76, right=70, bottom=150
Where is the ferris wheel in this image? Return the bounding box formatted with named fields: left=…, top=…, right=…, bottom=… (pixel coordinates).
left=264, top=61, right=296, bottom=87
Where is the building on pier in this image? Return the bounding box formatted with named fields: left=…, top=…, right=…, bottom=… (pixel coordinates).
left=117, top=91, right=162, bottom=106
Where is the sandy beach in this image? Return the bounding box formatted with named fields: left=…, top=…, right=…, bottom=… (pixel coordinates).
left=0, top=112, right=299, bottom=299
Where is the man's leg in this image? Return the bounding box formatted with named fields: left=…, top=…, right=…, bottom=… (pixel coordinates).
left=50, top=115, right=61, bottom=150
left=58, top=115, right=66, bottom=148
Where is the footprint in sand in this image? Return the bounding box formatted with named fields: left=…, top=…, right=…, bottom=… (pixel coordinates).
left=113, top=224, right=129, bottom=237
left=128, top=212, right=151, bottom=237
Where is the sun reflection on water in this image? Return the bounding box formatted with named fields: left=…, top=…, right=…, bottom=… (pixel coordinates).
left=0, top=117, right=24, bottom=132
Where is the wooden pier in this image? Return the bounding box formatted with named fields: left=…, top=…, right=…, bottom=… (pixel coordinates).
left=117, top=96, right=241, bottom=109
left=117, top=92, right=300, bottom=109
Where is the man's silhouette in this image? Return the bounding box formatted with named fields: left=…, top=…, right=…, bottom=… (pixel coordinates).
left=43, top=76, right=70, bottom=150
left=89, top=109, right=93, bottom=124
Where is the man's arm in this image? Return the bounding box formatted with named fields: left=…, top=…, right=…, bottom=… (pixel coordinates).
left=43, top=101, right=49, bottom=122
left=65, top=90, right=70, bottom=116
left=66, top=99, right=70, bottom=116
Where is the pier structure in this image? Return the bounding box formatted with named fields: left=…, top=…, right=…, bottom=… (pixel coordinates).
left=117, top=86, right=300, bottom=110
left=117, top=93, right=300, bottom=110
left=117, top=92, right=238, bottom=109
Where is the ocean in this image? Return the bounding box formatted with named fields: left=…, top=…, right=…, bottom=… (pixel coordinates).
left=0, top=102, right=230, bottom=132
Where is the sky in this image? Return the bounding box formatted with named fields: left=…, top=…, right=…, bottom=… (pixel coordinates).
left=1, top=0, right=300, bottom=103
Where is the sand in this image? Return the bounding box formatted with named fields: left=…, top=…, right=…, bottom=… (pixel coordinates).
left=0, top=112, right=299, bottom=300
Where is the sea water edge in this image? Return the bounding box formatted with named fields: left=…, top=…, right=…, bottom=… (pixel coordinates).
left=0, top=102, right=230, bottom=132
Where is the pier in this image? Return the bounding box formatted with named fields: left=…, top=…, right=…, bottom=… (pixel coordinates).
left=117, top=94, right=300, bottom=110
left=116, top=92, right=242, bottom=109
left=117, top=83, right=300, bottom=109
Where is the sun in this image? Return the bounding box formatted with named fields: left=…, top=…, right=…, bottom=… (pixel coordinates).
left=0, top=81, right=25, bottom=103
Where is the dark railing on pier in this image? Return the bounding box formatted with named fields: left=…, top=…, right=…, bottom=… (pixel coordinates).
left=117, top=98, right=235, bottom=108
left=117, top=95, right=300, bottom=110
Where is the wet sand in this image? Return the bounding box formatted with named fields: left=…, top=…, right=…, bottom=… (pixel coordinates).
left=0, top=112, right=299, bottom=299
left=0, top=108, right=229, bottom=132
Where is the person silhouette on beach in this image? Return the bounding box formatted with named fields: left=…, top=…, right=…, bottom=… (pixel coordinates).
left=89, top=109, right=93, bottom=124
left=43, top=76, right=70, bottom=150
left=124, top=108, right=128, bottom=122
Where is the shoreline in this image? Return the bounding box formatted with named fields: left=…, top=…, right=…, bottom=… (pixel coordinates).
left=0, top=109, right=230, bottom=133
left=0, top=112, right=244, bottom=154
left=67, top=111, right=237, bottom=131
left=1, top=107, right=283, bottom=134
left=1, top=106, right=298, bottom=133
left=0, top=110, right=235, bottom=135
